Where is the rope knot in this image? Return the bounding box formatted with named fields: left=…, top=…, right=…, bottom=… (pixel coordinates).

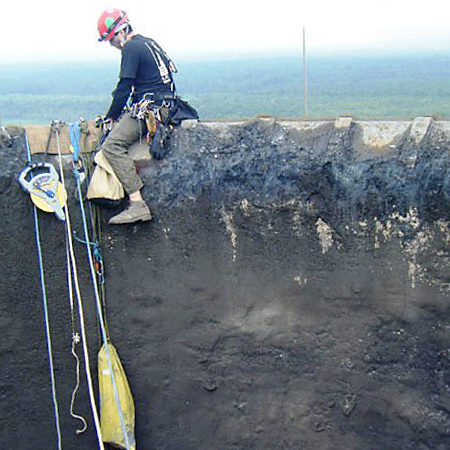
left=72, top=332, right=81, bottom=344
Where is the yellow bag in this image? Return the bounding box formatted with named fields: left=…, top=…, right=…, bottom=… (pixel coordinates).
left=87, top=151, right=125, bottom=205
left=98, top=343, right=136, bottom=450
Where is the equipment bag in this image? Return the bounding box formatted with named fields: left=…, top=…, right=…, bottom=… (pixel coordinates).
left=149, top=97, right=199, bottom=160
left=98, top=343, right=136, bottom=450
left=87, top=150, right=125, bottom=208
left=170, top=97, right=199, bottom=125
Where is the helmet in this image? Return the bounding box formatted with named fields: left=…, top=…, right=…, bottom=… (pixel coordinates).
left=97, top=9, right=129, bottom=42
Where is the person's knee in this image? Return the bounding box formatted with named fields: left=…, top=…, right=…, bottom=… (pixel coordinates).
left=101, top=128, right=133, bottom=158
left=101, top=139, right=127, bottom=159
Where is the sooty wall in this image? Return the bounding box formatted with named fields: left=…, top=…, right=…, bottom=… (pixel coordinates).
left=0, top=118, right=449, bottom=449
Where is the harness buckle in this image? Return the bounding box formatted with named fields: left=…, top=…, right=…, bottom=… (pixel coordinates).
left=142, top=92, right=155, bottom=103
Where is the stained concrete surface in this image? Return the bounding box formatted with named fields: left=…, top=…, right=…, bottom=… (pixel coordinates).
left=0, top=118, right=449, bottom=449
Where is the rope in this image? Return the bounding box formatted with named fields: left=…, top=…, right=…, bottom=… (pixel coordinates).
left=74, top=128, right=110, bottom=341
left=53, top=125, right=105, bottom=450
left=24, top=134, right=63, bottom=450
left=69, top=333, right=88, bottom=434
left=70, top=124, right=131, bottom=450
left=72, top=231, right=96, bottom=247
left=75, top=137, right=110, bottom=350
left=78, top=141, right=110, bottom=343
left=65, top=240, right=88, bottom=434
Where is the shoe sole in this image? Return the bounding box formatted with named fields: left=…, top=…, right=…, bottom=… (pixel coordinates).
left=108, top=213, right=152, bottom=225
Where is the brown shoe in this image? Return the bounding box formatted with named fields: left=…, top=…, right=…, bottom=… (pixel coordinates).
left=108, top=200, right=152, bottom=225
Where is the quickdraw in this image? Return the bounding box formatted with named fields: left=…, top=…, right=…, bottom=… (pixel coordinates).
left=72, top=233, right=105, bottom=286
left=130, top=93, right=173, bottom=145
left=93, top=243, right=105, bottom=286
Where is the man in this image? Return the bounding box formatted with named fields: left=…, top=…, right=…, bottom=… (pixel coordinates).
left=97, top=8, right=178, bottom=224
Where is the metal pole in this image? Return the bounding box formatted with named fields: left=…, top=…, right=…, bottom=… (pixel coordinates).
left=302, top=26, right=308, bottom=117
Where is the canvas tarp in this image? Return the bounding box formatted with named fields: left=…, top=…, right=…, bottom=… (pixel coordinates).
left=24, top=122, right=100, bottom=154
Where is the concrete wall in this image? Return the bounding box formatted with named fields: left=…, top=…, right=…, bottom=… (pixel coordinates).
left=0, top=117, right=449, bottom=449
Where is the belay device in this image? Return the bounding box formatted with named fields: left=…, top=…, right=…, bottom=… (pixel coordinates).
left=19, top=162, right=67, bottom=221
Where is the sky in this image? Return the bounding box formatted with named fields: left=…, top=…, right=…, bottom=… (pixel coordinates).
left=2, top=0, right=449, bottom=63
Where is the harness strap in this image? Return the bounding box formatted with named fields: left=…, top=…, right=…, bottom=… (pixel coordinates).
left=144, top=38, right=177, bottom=92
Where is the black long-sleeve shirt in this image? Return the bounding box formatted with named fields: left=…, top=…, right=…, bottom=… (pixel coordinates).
left=106, top=34, right=174, bottom=120
left=106, top=78, right=133, bottom=120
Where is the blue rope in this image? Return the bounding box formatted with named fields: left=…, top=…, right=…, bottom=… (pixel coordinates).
left=69, top=122, right=82, bottom=164
left=72, top=231, right=95, bottom=247
left=25, top=134, right=63, bottom=450
left=70, top=124, right=131, bottom=450
left=33, top=207, right=63, bottom=450
left=75, top=174, right=131, bottom=449
left=68, top=121, right=130, bottom=449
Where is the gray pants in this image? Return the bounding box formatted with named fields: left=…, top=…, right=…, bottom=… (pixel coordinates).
left=101, top=112, right=146, bottom=195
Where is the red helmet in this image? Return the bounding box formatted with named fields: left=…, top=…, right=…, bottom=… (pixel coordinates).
left=97, top=9, right=129, bottom=42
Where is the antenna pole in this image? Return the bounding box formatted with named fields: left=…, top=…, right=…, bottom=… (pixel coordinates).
left=302, top=25, right=308, bottom=117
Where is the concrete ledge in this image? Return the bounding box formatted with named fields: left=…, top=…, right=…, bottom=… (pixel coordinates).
left=409, top=116, right=433, bottom=145
left=354, top=120, right=411, bottom=153
left=334, top=116, right=353, bottom=130
left=0, top=126, right=12, bottom=147
left=10, top=117, right=450, bottom=159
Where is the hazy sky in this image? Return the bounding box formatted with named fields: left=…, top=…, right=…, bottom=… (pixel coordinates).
left=3, top=0, right=449, bottom=63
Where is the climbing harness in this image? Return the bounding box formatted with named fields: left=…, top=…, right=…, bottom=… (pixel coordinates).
left=135, top=36, right=178, bottom=151
left=129, top=92, right=176, bottom=162
left=20, top=133, right=63, bottom=450
left=127, top=37, right=197, bottom=160
left=131, top=93, right=168, bottom=141
left=70, top=120, right=135, bottom=450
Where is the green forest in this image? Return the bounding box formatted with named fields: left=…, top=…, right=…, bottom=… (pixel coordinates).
left=1, top=52, right=449, bottom=125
